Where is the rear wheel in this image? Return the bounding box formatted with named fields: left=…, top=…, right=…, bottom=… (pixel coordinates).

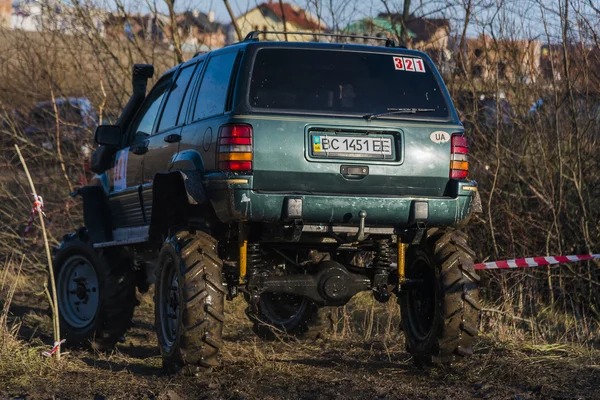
left=400, top=229, right=480, bottom=365
left=53, top=232, right=136, bottom=348
left=155, top=231, right=225, bottom=375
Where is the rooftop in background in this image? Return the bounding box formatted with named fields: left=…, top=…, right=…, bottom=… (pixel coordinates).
left=177, top=10, right=222, bottom=33
left=378, top=14, right=450, bottom=44
left=345, top=17, right=415, bottom=38
left=245, top=1, right=326, bottom=31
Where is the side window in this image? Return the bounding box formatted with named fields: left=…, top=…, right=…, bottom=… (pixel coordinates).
left=177, top=61, right=203, bottom=126
left=156, top=64, right=197, bottom=132
left=128, top=74, right=173, bottom=142
left=193, top=52, right=237, bottom=121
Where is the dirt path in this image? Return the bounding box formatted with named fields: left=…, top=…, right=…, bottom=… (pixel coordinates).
left=2, top=287, right=600, bottom=400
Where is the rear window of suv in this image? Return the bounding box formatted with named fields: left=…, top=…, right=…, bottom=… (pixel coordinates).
left=249, top=48, right=449, bottom=119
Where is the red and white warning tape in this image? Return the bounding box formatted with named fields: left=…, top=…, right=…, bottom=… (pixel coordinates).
left=474, top=254, right=600, bottom=270
left=20, top=194, right=45, bottom=244
left=42, top=339, right=65, bottom=357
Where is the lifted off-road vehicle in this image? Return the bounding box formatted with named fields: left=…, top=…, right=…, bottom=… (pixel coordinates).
left=54, top=32, right=481, bottom=373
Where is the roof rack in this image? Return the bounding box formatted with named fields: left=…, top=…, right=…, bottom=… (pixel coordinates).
left=243, top=31, right=400, bottom=48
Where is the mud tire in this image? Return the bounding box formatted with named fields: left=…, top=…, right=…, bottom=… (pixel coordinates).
left=155, top=231, right=225, bottom=375
left=53, top=231, right=137, bottom=348
left=246, top=293, right=318, bottom=340
left=400, top=228, right=480, bottom=365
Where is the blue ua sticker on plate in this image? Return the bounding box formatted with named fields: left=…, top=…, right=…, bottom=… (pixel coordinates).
left=313, top=136, right=322, bottom=152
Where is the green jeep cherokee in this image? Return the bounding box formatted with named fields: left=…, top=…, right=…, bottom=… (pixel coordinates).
left=53, top=32, right=481, bottom=374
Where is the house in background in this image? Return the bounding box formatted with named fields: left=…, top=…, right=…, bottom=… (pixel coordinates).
left=463, top=34, right=541, bottom=83
left=104, top=13, right=168, bottom=42
left=105, top=10, right=225, bottom=52
left=168, top=10, right=226, bottom=53
left=540, top=44, right=600, bottom=91
left=380, top=15, right=450, bottom=51
left=539, top=44, right=562, bottom=81
left=232, top=1, right=327, bottom=43
left=0, top=0, right=11, bottom=28
left=344, top=16, right=414, bottom=45
left=11, top=0, right=105, bottom=35
left=11, top=0, right=45, bottom=31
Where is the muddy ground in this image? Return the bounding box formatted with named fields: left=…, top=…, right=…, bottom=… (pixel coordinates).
left=1, top=274, right=600, bottom=400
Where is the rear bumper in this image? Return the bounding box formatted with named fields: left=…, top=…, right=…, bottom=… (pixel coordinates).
left=205, top=175, right=477, bottom=228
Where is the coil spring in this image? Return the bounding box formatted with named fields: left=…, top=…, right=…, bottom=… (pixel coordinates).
left=246, top=242, right=262, bottom=278
left=373, top=240, right=393, bottom=271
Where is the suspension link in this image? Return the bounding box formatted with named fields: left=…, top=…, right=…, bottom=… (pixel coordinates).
left=246, top=242, right=262, bottom=279
left=372, top=239, right=394, bottom=302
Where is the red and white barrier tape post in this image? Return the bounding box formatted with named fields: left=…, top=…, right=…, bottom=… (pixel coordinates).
left=20, top=194, right=45, bottom=244
left=474, top=254, right=600, bottom=270
left=42, top=339, right=66, bottom=357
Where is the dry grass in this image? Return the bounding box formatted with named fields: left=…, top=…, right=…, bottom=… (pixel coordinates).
left=1, top=260, right=600, bottom=399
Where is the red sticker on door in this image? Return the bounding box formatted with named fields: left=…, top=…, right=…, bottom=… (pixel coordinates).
left=393, top=57, right=426, bottom=73
left=113, top=148, right=128, bottom=193
left=393, top=57, right=405, bottom=70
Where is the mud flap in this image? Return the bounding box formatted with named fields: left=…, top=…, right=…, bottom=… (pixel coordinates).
left=149, top=170, right=207, bottom=242
left=153, top=170, right=206, bottom=205
left=75, top=185, right=113, bottom=243
left=471, top=190, right=483, bottom=214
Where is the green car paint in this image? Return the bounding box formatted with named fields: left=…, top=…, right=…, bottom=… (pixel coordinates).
left=197, top=42, right=476, bottom=228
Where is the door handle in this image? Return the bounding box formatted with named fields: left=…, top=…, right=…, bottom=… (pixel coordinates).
left=131, top=144, right=148, bottom=155
left=164, top=133, right=182, bottom=143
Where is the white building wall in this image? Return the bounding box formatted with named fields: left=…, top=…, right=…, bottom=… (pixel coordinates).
left=11, top=3, right=43, bottom=31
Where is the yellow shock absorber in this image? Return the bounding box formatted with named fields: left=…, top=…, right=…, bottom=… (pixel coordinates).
left=238, top=222, right=248, bottom=284
left=397, top=238, right=407, bottom=285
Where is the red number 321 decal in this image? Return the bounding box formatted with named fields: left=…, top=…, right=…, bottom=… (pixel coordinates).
left=393, top=56, right=426, bottom=73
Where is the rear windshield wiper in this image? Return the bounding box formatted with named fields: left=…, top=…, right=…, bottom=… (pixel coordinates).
left=363, top=108, right=436, bottom=121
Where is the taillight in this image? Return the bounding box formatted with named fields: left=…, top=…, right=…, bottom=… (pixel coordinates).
left=218, top=124, right=253, bottom=172
left=450, top=134, right=468, bottom=179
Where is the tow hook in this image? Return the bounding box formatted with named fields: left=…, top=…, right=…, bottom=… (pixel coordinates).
left=356, top=210, right=367, bottom=241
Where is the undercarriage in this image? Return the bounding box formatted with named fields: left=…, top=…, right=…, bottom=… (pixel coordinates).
left=52, top=217, right=480, bottom=374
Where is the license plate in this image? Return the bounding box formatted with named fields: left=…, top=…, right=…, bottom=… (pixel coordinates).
left=312, top=135, right=393, bottom=158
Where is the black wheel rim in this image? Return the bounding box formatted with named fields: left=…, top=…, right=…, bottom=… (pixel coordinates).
left=260, top=293, right=309, bottom=326
left=406, top=255, right=436, bottom=341
left=158, top=257, right=180, bottom=351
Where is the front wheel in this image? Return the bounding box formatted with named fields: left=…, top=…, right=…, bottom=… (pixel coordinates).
left=155, top=231, right=225, bottom=375
left=400, top=229, right=481, bottom=365
left=53, top=232, right=137, bottom=348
